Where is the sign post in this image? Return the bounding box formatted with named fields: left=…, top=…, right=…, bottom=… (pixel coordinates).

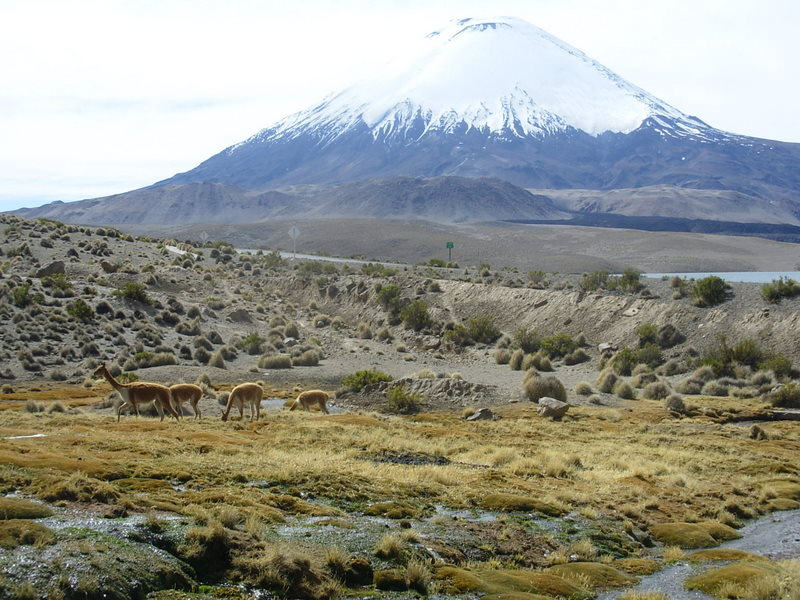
left=288, top=226, right=300, bottom=260
left=446, top=241, right=454, bottom=263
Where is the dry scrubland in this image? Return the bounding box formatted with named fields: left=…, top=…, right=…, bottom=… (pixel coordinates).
left=1, top=213, right=800, bottom=600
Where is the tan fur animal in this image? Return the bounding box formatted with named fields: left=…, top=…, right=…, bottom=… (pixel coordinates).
left=169, top=383, right=203, bottom=419
left=93, top=363, right=180, bottom=422
left=289, top=390, right=330, bottom=414
left=221, top=382, right=263, bottom=422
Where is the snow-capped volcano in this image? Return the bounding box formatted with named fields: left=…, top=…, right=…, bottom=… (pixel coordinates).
left=249, top=16, right=707, bottom=145
left=19, top=16, right=799, bottom=229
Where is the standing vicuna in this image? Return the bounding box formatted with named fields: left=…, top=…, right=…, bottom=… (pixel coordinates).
left=289, top=390, right=330, bottom=414
left=93, top=363, right=180, bottom=422
left=221, top=382, right=263, bottom=422
left=169, top=383, right=204, bottom=419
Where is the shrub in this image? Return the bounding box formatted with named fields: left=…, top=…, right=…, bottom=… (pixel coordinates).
left=523, top=374, right=567, bottom=403
left=11, top=282, right=41, bottom=308
left=208, top=351, right=226, bottom=369
left=675, top=378, right=703, bottom=395
left=528, top=351, right=553, bottom=371
left=386, top=385, right=422, bottom=414
left=539, top=333, right=578, bottom=359
left=691, top=276, right=728, bottom=307
left=636, top=344, right=664, bottom=369
left=376, top=327, right=394, bottom=342
left=236, top=332, right=266, bottom=355
left=642, top=380, right=671, bottom=400
left=701, top=380, right=728, bottom=397
left=564, top=348, right=589, bottom=365
left=513, top=327, right=539, bottom=353
left=609, top=347, right=638, bottom=376
left=466, top=315, right=500, bottom=344
left=442, top=324, right=473, bottom=348
left=112, top=281, right=152, bottom=305
left=400, top=300, right=432, bottom=331
left=758, top=354, right=794, bottom=379
left=636, top=322, right=658, bottom=346
left=356, top=322, right=372, bottom=339
left=574, top=381, right=593, bottom=396
left=765, top=383, right=800, bottom=408
left=342, top=370, right=393, bottom=392
left=376, top=284, right=404, bottom=315
left=258, top=354, right=293, bottom=369
left=761, top=277, right=800, bottom=303
left=580, top=270, right=610, bottom=291
left=67, top=299, right=94, bottom=322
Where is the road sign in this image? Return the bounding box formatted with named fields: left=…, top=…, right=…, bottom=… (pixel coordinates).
left=446, top=241, right=454, bottom=262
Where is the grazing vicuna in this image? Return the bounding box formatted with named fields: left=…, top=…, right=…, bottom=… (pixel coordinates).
left=93, top=363, right=180, bottom=422
left=221, top=382, right=263, bottom=422
left=170, top=383, right=204, bottom=419
left=289, top=390, right=330, bottom=414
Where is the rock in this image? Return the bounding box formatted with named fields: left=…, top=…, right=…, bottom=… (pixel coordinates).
left=598, top=342, right=617, bottom=353
left=35, top=261, right=65, bottom=278
left=100, top=259, right=118, bottom=273
left=227, top=308, right=252, bottom=323
left=66, top=248, right=79, bottom=258
left=466, top=407, right=493, bottom=421
left=420, top=335, right=440, bottom=350
left=628, top=527, right=654, bottom=547
left=658, top=323, right=685, bottom=348
left=536, top=397, right=569, bottom=420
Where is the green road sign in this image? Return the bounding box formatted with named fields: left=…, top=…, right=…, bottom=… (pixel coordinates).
left=446, top=241, right=454, bottom=249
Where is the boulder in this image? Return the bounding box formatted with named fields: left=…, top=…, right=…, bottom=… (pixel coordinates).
left=35, top=261, right=65, bottom=278
left=537, top=397, right=569, bottom=420
left=100, top=260, right=118, bottom=273
left=466, top=407, right=494, bottom=421
left=227, top=308, right=252, bottom=323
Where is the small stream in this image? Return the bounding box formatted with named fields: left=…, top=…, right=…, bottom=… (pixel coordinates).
left=597, top=509, right=800, bottom=600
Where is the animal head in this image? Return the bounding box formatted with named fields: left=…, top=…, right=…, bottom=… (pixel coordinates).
left=92, top=363, right=106, bottom=378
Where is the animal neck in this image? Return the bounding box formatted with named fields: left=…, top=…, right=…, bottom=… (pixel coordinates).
left=99, top=365, right=126, bottom=393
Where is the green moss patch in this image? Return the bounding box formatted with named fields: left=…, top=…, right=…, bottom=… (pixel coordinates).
left=479, top=493, right=566, bottom=516
left=650, top=521, right=741, bottom=548
left=374, top=569, right=407, bottom=591
left=689, top=548, right=766, bottom=562
left=685, top=561, right=781, bottom=594
left=0, top=519, right=55, bottom=549
left=613, top=558, right=661, bottom=575
left=546, top=562, right=637, bottom=588
left=433, top=566, right=589, bottom=599
left=0, top=496, right=53, bottom=519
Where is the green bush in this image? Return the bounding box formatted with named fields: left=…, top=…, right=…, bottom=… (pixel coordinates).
left=296, top=260, right=338, bottom=276
left=616, top=268, right=643, bottom=293
left=376, top=284, right=404, bottom=315
left=539, top=333, right=578, bottom=359
left=691, top=276, right=728, bottom=307
left=386, top=385, right=422, bottom=414
left=400, top=300, right=433, bottom=331
left=113, top=281, right=152, bottom=305
left=41, top=273, right=74, bottom=297
left=442, top=324, right=473, bottom=348
left=636, top=343, right=664, bottom=369
left=67, top=299, right=94, bottom=322
left=11, top=282, right=42, bottom=308
left=609, top=346, right=638, bottom=376
left=465, top=315, right=500, bottom=344
left=580, top=270, right=610, bottom=291
left=236, top=332, right=266, bottom=355
left=342, top=370, right=393, bottom=392
left=362, top=263, right=397, bottom=277
left=636, top=322, right=658, bottom=346
left=761, top=277, right=800, bottom=304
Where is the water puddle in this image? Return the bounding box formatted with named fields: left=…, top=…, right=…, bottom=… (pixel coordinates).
left=4, top=433, right=48, bottom=439
left=597, top=509, right=800, bottom=600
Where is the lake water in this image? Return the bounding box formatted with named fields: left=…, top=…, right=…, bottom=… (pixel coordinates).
left=645, top=271, right=800, bottom=284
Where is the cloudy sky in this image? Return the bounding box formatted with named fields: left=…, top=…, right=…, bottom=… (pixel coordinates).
left=1, top=0, right=798, bottom=211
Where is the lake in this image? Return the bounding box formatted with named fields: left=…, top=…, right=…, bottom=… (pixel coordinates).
left=645, top=271, right=800, bottom=284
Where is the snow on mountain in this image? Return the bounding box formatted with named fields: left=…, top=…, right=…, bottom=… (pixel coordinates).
left=240, top=16, right=712, bottom=149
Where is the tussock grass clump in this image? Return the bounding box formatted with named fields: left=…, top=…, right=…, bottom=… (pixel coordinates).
left=701, top=380, right=729, bottom=397
left=292, top=349, right=321, bottom=367
left=650, top=521, right=740, bottom=548
left=675, top=377, right=703, bottom=395
left=546, top=562, right=636, bottom=588
left=0, top=519, right=56, bottom=550
left=685, top=560, right=789, bottom=598
left=0, top=497, right=53, bottom=520
left=37, top=471, right=119, bottom=504
left=630, top=371, right=657, bottom=388
left=596, top=369, right=618, bottom=394
left=479, top=493, right=566, bottom=517
left=765, top=382, right=800, bottom=408
left=434, top=565, right=586, bottom=598
left=564, top=348, right=590, bottom=365
left=258, top=354, right=293, bottom=369
left=523, top=373, right=567, bottom=403
left=613, top=381, right=636, bottom=400
left=508, top=349, right=524, bottom=371
left=641, top=380, right=671, bottom=400
left=494, top=349, right=512, bottom=365
left=574, top=381, right=593, bottom=396
left=341, top=369, right=393, bottom=392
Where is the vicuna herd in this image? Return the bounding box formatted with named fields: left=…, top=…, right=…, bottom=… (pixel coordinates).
left=92, top=363, right=329, bottom=422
